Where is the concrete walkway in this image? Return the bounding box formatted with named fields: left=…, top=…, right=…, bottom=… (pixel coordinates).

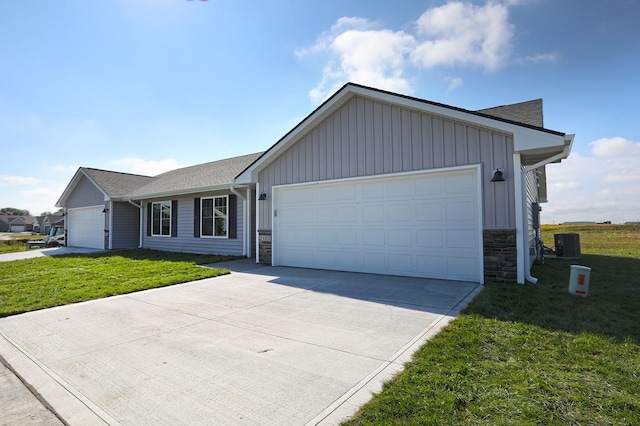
left=1, top=259, right=481, bottom=425
left=0, top=246, right=102, bottom=262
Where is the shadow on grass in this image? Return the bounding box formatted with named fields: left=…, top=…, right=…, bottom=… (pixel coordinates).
left=52, top=248, right=244, bottom=265
left=466, top=254, right=640, bottom=344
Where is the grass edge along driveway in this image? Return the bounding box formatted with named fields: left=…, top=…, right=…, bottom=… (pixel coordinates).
left=345, top=225, right=640, bottom=425
left=0, top=249, right=240, bottom=317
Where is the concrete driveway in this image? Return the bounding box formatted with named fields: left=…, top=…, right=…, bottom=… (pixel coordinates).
left=0, top=260, right=480, bottom=425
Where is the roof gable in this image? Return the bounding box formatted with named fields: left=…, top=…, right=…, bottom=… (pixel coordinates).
left=82, top=168, right=155, bottom=198
left=56, top=168, right=154, bottom=207
left=236, top=82, right=570, bottom=183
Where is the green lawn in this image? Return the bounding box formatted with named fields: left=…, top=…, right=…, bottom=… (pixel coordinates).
left=345, top=225, right=640, bottom=425
left=0, top=249, right=240, bottom=317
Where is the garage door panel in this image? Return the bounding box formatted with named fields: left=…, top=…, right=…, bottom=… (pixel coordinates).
left=446, top=229, right=478, bottom=248
left=446, top=201, right=477, bottom=221
left=388, top=230, right=413, bottom=247
left=416, top=229, right=445, bottom=248
left=387, top=204, right=411, bottom=222
left=388, top=254, right=413, bottom=273
left=336, top=206, right=357, bottom=222
left=447, top=257, right=478, bottom=279
left=417, top=255, right=445, bottom=274
left=338, top=251, right=359, bottom=268
left=416, top=203, right=443, bottom=221
left=274, top=169, right=481, bottom=282
left=415, top=176, right=443, bottom=196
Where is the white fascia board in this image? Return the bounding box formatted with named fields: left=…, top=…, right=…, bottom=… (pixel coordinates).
left=348, top=85, right=567, bottom=151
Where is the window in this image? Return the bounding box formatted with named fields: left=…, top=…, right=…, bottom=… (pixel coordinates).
left=201, top=196, right=228, bottom=238
left=151, top=201, right=172, bottom=236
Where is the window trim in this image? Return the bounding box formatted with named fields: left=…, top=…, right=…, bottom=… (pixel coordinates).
left=151, top=200, right=172, bottom=237
left=200, top=195, right=229, bottom=239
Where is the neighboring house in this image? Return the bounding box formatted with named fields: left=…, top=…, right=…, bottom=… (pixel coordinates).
left=56, top=169, right=156, bottom=250
left=56, top=83, right=574, bottom=284
left=0, top=215, right=35, bottom=232
left=56, top=153, right=262, bottom=254
left=37, top=214, right=65, bottom=234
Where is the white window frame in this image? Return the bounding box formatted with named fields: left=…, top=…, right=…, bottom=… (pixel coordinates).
left=201, top=195, right=228, bottom=239
left=151, top=201, right=172, bottom=237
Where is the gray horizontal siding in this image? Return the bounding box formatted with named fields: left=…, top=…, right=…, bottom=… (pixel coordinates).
left=67, top=176, right=105, bottom=208
left=524, top=168, right=540, bottom=262
left=111, top=201, right=140, bottom=249
left=258, top=95, right=516, bottom=230
left=142, top=192, right=245, bottom=255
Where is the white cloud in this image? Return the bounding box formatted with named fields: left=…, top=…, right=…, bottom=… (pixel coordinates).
left=520, top=53, right=559, bottom=64
left=445, top=76, right=464, bottom=92
left=111, top=157, right=180, bottom=176
left=0, top=175, right=40, bottom=185
left=302, top=20, right=415, bottom=102
left=411, top=2, right=513, bottom=71
left=300, top=1, right=518, bottom=102
left=590, top=136, right=640, bottom=158
left=544, top=148, right=640, bottom=224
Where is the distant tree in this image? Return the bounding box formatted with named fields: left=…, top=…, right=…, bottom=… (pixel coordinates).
left=39, top=208, right=64, bottom=216
left=0, top=207, right=30, bottom=216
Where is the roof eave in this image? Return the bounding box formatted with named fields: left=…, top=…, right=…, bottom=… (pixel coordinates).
left=129, top=183, right=235, bottom=201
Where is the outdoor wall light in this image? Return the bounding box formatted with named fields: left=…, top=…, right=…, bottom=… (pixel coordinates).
left=490, top=169, right=506, bottom=182
left=258, top=193, right=267, bottom=201
left=102, top=208, right=109, bottom=213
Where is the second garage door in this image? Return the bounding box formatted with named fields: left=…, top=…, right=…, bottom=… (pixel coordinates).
left=273, top=168, right=482, bottom=282
left=67, top=206, right=105, bottom=249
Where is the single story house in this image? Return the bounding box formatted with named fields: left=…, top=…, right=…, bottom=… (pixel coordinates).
left=34, top=214, right=65, bottom=234
left=56, top=83, right=574, bottom=284
left=0, top=215, right=35, bottom=233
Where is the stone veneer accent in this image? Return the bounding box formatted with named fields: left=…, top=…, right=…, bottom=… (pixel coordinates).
left=483, top=229, right=518, bottom=283
left=258, top=229, right=272, bottom=265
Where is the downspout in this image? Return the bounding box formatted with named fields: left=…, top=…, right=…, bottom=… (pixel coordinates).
left=229, top=184, right=248, bottom=257
left=520, top=134, right=575, bottom=284
left=127, top=199, right=143, bottom=249
left=513, top=153, right=528, bottom=284
left=255, top=182, right=260, bottom=264
left=107, top=200, right=113, bottom=250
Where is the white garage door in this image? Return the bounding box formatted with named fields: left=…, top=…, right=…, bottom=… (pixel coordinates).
left=274, top=168, right=482, bottom=282
left=68, top=206, right=104, bottom=249
left=10, top=225, right=25, bottom=232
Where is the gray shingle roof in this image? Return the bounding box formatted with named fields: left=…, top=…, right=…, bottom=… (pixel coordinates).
left=128, top=152, right=263, bottom=199
left=477, top=99, right=544, bottom=127
left=81, top=168, right=155, bottom=198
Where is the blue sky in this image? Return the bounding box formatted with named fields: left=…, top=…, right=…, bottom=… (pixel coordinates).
left=1, top=0, right=639, bottom=223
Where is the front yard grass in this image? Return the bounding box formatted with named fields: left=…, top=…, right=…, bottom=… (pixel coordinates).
left=0, top=249, right=240, bottom=317
left=346, top=225, right=640, bottom=425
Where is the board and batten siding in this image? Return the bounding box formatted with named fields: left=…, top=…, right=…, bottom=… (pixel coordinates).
left=66, top=176, right=105, bottom=208
left=258, top=95, right=515, bottom=230
left=142, top=192, right=245, bottom=255
left=111, top=201, right=141, bottom=249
